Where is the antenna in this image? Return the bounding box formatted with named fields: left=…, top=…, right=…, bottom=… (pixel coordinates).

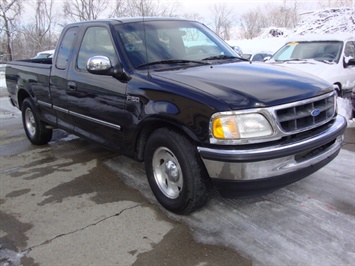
left=141, top=0, right=151, bottom=77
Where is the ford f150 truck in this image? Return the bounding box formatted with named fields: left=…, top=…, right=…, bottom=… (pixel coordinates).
left=6, top=18, right=347, bottom=214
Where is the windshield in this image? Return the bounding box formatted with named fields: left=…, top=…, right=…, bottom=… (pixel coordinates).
left=114, top=20, right=238, bottom=68
left=272, top=41, right=343, bottom=63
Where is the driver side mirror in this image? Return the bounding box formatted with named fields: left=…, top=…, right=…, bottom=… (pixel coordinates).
left=87, top=56, right=131, bottom=82
left=344, top=57, right=355, bottom=67
left=87, top=56, right=112, bottom=75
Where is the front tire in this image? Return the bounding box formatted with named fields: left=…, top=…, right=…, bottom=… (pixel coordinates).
left=144, top=128, right=211, bottom=214
left=22, top=98, right=52, bottom=145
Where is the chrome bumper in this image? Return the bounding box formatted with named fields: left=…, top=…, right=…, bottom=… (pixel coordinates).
left=198, top=116, right=346, bottom=181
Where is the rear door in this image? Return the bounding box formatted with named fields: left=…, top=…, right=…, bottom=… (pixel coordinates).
left=66, top=25, right=127, bottom=151
left=50, top=26, right=79, bottom=131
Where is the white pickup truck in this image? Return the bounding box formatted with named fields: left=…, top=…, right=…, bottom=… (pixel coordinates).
left=267, top=34, right=355, bottom=97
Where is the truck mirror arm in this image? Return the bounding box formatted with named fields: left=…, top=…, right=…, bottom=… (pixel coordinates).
left=111, top=64, right=131, bottom=82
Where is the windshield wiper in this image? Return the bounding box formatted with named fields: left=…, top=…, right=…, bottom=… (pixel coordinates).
left=202, top=55, right=247, bottom=61
left=136, top=59, right=210, bottom=68
left=281, top=58, right=334, bottom=64
left=281, top=58, right=308, bottom=62
left=319, top=60, right=334, bottom=64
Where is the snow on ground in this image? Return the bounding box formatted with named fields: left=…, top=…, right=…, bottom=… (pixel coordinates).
left=227, top=38, right=285, bottom=55
left=291, top=7, right=355, bottom=36
left=227, top=7, right=354, bottom=55
left=0, top=75, right=5, bottom=88
left=338, top=97, right=355, bottom=127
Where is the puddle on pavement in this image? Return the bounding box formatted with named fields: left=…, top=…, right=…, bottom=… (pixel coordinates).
left=133, top=223, right=252, bottom=266
left=30, top=136, right=149, bottom=206
left=37, top=158, right=147, bottom=206
left=5, top=189, right=31, bottom=198
left=0, top=210, right=32, bottom=249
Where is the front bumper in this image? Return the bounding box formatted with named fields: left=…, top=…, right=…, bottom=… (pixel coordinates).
left=197, top=115, right=347, bottom=197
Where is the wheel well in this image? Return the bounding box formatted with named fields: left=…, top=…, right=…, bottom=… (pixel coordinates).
left=135, top=120, right=200, bottom=161
left=17, top=89, right=31, bottom=110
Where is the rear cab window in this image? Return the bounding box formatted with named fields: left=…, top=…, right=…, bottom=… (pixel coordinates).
left=55, top=27, right=79, bottom=69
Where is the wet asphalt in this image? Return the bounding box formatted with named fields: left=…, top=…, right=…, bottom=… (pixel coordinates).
left=0, top=94, right=354, bottom=265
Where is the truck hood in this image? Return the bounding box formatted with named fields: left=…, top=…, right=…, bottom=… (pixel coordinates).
left=152, top=62, right=332, bottom=109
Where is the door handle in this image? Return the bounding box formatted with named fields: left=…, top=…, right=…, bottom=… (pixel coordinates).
left=67, top=81, right=77, bottom=90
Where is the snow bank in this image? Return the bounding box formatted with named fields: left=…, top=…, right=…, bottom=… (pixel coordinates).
left=338, top=97, right=355, bottom=128
left=291, top=7, right=355, bottom=36
left=228, top=7, right=354, bottom=55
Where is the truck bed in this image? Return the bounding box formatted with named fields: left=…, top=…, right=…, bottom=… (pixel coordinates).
left=6, top=58, right=52, bottom=110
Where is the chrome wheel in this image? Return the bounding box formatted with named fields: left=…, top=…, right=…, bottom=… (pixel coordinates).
left=21, top=98, right=52, bottom=145
left=152, top=147, right=183, bottom=199
left=145, top=128, right=211, bottom=213
left=25, top=108, right=36, bottom=138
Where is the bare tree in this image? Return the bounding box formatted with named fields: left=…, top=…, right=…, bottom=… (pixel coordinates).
left=111, top=0, right=178, bottom=17
left=209, top=3, right=234, bottom=40
left=31, top=0, right=57, bottom=52
left=9, top=0, right=59, bottom=60
left=267, top=1, right=299, bottom=28
left=239, top=1, right=299, bottom=39
left=0, top=0, right=22, bottom=61
left=109, top=0, right=127, bottom=17
left=63, top=0, right=110, bottom=22
left=180, top=12, right=203, bottom=22
left=239, top=8, right=267, bottom=39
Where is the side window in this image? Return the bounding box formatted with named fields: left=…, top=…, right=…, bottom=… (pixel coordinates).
left=55, top=27, right=78, bottom=69
left=77, top=27, right=117, bottom=70
left=344, top=41, right=355, bottom=58
left=252, top=54, right=263, bottom=61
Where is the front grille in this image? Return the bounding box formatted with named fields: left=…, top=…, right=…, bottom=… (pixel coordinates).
left=275, top=94, right=335, bottom=133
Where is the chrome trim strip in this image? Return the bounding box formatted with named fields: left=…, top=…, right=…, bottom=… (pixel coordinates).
left=37, top=100, right=52, bottom=108
left=200, top=135, right=343, bottom=181
left=70, top=110, right=121, bottom=130
left=52, top=105, right=121, bottom=130
left=53, top=105, right=69, bottom=114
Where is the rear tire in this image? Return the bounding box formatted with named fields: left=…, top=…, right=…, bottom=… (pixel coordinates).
left=144, top=128, right=211, bottom=214
left=22, top=98, right=52, bottom=145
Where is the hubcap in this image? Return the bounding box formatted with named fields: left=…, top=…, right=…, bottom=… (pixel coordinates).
left=165, top=160, right=179, bottom=182
left=152, top=147, right=183, bottom=199
left=25, top=108, right=36, bottom=138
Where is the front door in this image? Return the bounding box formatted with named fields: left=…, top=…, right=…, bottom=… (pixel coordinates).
left=66, top=26, right=127, bottom=151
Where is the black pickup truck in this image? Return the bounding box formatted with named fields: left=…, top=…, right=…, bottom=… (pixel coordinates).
left=6, top=18, right=347, bottom=214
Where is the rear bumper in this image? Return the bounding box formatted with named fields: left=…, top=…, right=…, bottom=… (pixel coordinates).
left=197, top=115, right=346, bottom=196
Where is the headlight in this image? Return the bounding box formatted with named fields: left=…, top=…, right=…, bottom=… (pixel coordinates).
left=212, top=113, right=273, bottom=140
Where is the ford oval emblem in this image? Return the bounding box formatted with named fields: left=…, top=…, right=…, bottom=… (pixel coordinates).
left=311, top=109, right=321, bottom=117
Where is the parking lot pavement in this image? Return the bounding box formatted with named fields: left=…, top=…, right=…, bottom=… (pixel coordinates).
left=1, top=96, right=354, bottom=265
left=0, top=97, right=250, bottom=265
left=107, top=146, right=355, bottom=266
left=343, top=126, right=355, bottom=152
